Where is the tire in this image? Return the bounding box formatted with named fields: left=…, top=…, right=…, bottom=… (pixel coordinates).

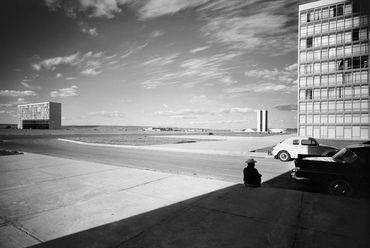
left=278, top=150, right=291, bottom=162
left=328, top=179, right=353, bottom=197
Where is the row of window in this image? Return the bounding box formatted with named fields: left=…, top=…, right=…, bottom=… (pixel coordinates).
left=299, top=99, right=369, bottom=112
left=18, top=104, right=49, bottom=109
left=300, top=42, right=369, bottom=61
left=300, top=15, right=368, bottom=36
left=300, top=30, right=368, bottom=49
left=300, top=3, right=353, bottom=24
left=300, top=113, right=369, bottom=124
left=300, top=85, right=369, bottom=100
left=300, top=71, right=369, bottom=87
left=19, top=115, right=50, bottom=119
left=299, top=125, right=369, bottom=139
left=19, top=110, right=49, bottom=113
left=300, top=57, right=369, bottom=74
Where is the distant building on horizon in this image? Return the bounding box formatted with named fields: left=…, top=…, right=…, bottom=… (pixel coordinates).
left=17, top=102, right=62, bottom=129
left=257, top=110, right=268, bottom=132
left=298, top=0, right=369, bottom=139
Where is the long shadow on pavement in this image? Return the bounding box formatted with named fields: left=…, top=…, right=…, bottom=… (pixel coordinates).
left=28, top=182, right=370, bottom=248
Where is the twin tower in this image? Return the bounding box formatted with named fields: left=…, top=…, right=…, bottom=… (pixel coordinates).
left=256, top=110, right=268, bottom=132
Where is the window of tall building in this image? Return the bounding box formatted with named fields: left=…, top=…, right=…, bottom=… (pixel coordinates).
left=307, top=102, right=313, bottom=112
left=353, top=29, right=360, bottom=41
left=321, top=88, right=328, bottom=97
left=328, top=74, right=336, bottom=84
left=353, top=100, right=361, bottom=110
left=307, top=25, right=314, bottom=35
left=314, top=76, right=321, bottom=86
left=337, top=18, right=345, bottom=29
left=322, top=35, right=329, bottom=46
left=307, top=37, right=313, bottom=48
left=353, top=44, right=361, bottom=55
left=327, top=99, right=336, bottom=110
left=337, top=87, right=343, bottom=98
left=322, top=75, right=328, bottom=85
left=314, top=102, right=320, bottom=111
left=328, top=114, right=335, bottom=123
left=307, top=11, right=313, bottom=22
left=361, top=57, right=368, bottom=68
left=344, top=100, right=352, bottom=110
left=322, top=7, right=329, bottom=19
left=353, top=16, right=360, bottom=27
left=345, top=17, right=352, bottom=28
left=361, top=114, right=369, bottom=124
left=306, top=89, right=313, bottom=99
left=361, top=42, right=368, bottom=54
left=322, top=62, right=329, bottom=72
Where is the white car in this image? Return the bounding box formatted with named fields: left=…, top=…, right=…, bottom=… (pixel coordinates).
left=270, top=137, right=338, bottom=162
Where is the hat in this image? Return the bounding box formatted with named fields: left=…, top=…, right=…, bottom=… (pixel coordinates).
left=246, top=158, right=256, bottom=163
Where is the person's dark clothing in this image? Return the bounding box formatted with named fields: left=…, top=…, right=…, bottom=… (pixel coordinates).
left=243, top=164, right=262, bottom=187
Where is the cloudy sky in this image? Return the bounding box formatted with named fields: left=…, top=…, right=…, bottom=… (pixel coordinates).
left=0, top=0, right=311, bottom=129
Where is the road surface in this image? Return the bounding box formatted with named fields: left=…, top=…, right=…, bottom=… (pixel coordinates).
left=0, top=135, right=314, bottom=192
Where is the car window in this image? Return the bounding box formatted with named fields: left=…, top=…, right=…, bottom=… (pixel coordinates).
left=333, top=148, right=356, bottom=163
left=293, top=139, right=299, bottom=145
left=301, top=139, right=318, bottom=146
left=310, top=139, right=318, bottom=146
left=301, top=140, right=312, bottom=145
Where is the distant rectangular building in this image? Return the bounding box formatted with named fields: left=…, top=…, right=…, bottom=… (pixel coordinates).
left=17, top=102, right=62, bottom=129
left=257, top=110, right=268, bottom=132
left=298, top=0, right=369, bottom=139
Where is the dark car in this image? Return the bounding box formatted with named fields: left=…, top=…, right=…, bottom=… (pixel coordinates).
left=291, top=144, right=370, bottom=197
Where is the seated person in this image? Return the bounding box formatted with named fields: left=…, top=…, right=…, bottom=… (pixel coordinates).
left=243, top=159, right=262, bottom=187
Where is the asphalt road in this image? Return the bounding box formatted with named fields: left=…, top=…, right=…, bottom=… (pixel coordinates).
left=0, top=135, right=315, bottom=193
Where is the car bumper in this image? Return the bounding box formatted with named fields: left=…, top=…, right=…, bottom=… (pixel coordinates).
left=290, top=168, right=311, bottom=184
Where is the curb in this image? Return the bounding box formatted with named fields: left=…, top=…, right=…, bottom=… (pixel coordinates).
left=57, top=138, right=272, bottom=158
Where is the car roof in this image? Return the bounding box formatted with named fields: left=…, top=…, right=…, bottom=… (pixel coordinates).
left=284, top=136, right=313, bottom=140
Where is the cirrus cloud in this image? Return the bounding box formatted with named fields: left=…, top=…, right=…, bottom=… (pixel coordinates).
left=274, top=103, right=297, bottom=111
left=50, top=85, right=79, bottom=98
left=0, top=90, right=38, bottom=97
left=88, top=110, right=125, bottom=117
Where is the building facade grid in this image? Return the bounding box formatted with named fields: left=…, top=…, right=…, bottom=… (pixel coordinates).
left=298, top=0, right=369, bottom=139
left=17, top=102, right=62, bottom=129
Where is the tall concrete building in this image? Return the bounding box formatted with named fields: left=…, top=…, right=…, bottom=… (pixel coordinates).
left=17, top=102, right=62, bottom=129
left=298, top=0, right=369, bottom=139
left=257, top=110, right=268, bottom=132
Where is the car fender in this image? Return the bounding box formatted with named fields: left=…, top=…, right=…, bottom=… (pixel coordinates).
left=321, top=149, right=339, bottom=156
left=278, top=148, right=295, bottom=158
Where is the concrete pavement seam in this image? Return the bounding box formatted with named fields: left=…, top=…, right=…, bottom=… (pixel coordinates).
left=1, top=215, right=44, bottom=243
left=13, top=175, right=176, bottom=221
left=0, top=167, right=122, bottom=191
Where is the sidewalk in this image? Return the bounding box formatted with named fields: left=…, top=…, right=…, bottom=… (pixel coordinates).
left=1, top=135, right=370, bottom=248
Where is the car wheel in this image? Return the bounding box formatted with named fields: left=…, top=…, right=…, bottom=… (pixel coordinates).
left=328, top=179, right=353, bottom=197
left=278, top=150, right=291, bottom=162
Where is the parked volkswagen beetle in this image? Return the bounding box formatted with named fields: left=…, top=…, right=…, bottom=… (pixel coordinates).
left=269, top=136, right=338, bottom=161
